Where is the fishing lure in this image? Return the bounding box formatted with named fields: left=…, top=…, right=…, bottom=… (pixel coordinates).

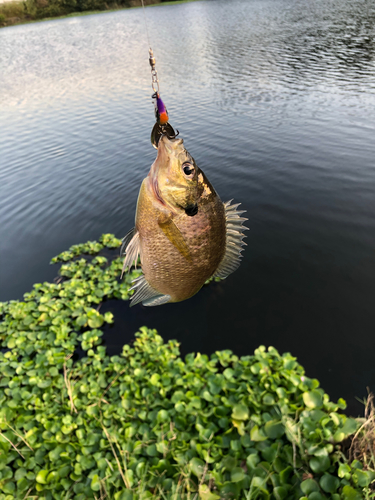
left=153, top=92, right=169, bottom=125
left=148, top=48, right=179, bottom=148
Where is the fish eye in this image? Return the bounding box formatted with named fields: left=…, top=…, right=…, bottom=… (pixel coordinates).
left=182, top=162, right=195, bottom=178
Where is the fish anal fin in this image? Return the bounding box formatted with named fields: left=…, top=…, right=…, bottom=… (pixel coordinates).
left=142, top=294, right=171, bottom=307
left=121, top=229, right=140, bottom=277
left=213, top=200, right=248, bottom=279
left=129, top=274, right=170, bottom=307
left=158, top=218, right=192, bottom=262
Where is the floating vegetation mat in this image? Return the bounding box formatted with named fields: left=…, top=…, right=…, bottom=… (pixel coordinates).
left=0, top=235, right=374, bottom=499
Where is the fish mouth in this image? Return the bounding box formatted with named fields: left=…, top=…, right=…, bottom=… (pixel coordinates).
left=158, top=135, right=184, bottom=153
left=149, top=135, right=185, bottom=207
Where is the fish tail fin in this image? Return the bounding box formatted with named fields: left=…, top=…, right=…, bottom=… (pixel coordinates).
left=213, top=200, right=248, bottom=279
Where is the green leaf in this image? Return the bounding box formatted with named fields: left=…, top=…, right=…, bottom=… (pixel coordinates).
left=190, top=457, right=205, bottom=478
left=341, top=485, right=363, bottom=500
left=302, top=390, right=323, bottom=409
left=334, top=417, right=358, bottom=442
left=198, top=484, right=220, bottom=500
left=309, top=455, right=330, bottom=473
left=273, top=486, right=288, bottom=500
left=338, top=463, right=351, bottom=479
left=146, top=444, right=157, bottom=457
left=319, top=473, right=339, bottom=493
left=264, top=420, right=284, bottom=439
left=36, top=469, right=49, bottom=484
left=87, top=311, right=104, bottom=329
left=2, top=481, right=15, bottom=494
left=308, top=493, right=325, bottom=500
left=231, top=404, right=249, bottom=421
left=231, top=467, right=245, bottom=482
left=300, top=479, right=319, bottom=495
left=91, top=474, right=101, bottom=492
left=353, top=469, right=375, bottom=487
left=222, top=456, right=237, bottom=471
left=250, top=425, right=267, bottom=442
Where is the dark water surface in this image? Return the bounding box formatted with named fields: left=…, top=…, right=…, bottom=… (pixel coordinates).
left=1, top=0, right=375, bottom=415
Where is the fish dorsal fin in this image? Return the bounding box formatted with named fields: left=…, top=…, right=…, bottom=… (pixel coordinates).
left=158, top=218, right=192, bottom=262
left=213, top=200, right=248, bottom=279
left=121, top=228, right=141, bottom=277
left=129, top=274, right=171, bottom=307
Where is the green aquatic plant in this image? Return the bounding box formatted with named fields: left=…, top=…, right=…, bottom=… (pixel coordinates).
left=0, top=234, right=374, bottom=499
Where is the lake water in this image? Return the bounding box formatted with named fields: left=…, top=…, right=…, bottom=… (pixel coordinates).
left=1, top=0, right=375, bottom=416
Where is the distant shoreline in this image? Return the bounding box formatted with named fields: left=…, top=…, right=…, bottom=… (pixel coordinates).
left=0, top=0, right=200, bottom=29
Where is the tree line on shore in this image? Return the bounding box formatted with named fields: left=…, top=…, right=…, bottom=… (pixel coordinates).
left=0, top=0, right=175, bottom=26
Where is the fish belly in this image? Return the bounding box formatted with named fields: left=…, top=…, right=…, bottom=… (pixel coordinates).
left=136, top=188, right=226, bottom=302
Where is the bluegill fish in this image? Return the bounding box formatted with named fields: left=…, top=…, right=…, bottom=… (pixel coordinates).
left=121, top=135, right=247, bottom=306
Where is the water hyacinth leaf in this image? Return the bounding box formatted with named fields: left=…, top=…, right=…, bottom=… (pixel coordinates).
left=198, top=484, right=220, bottom=500
left=231, top=404, right=249, bottom=421
left=189, top=457, right=205, bottom=478
left=308, top=493, right=325, bottom=500
left=150, top=373, right=160, bottom=385
left=301, top=479, right=320, bottom=495
left=262, top=393, right=275, bottom=405
left=222, top=455, right=237, bottom=471
left=87, top=310, right=104, bottom=329
left=144, top=443, right=157, bottom=457
left=246, top=453, right=259, bottom=470
left=114, top=490, right=134, bottom=500
left=273, top=486, right=288, bottom=500
left=333, top=417, right=358, bottom=442
left=103, top=311, right=114, bottom=323
left=125, top=469, right=134, bottom=487
left=319, top=473, right=339, bottom=493
left=231, top=467, right=245, bottom=482
left=3, top=481, right=16, bottom=494
left=338, top=463, right=351, bottom=478
left=341, top=486, right=363, bottom=500
left=251, top=475, right=269, bottom=495
left=90, top=474, right=101, bottom=491
left=35, top=470, right=49, bottom=484
left=279, top=466, right=293, bottom=484
left=309, top=455, right=331, bottom=473
left=232, top=419, right=246, bottom=436
left=264, top=420, right=284, bottom=439
left=250, top=425, right=268, bottom=442
left=302, top=390, right=323, bottom=409
left=157, top=409, right=169, bottom=422
left=353, top=469, right=375, bottom=487
left=219, top=481, right=240, bottom=499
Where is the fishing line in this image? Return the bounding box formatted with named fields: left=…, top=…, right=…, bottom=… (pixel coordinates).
left=140, top=0, right=151, bottom=50
left=139, top=0, right=178, bottom=148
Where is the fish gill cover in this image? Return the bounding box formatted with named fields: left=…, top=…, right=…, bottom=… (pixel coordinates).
left=0, top=235, right=374, bottom=499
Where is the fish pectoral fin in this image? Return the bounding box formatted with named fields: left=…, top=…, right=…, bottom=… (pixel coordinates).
left=129, top=274, right=171, bottom=307
left=121, top=228, right=141, bottom=277
left=158, top=218, right=192, bottom=262
left=213, top=200, right=248, bottom=279
left=121, top=228, right=135, bottom=256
